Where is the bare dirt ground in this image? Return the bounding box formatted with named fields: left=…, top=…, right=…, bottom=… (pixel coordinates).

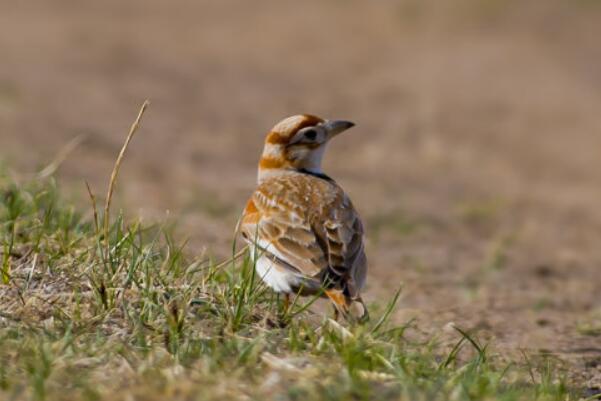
left=1, top=0, right=601, bottom=390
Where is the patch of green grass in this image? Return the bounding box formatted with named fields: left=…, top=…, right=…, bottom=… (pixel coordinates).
left=0, top=174, right=580, bottom=400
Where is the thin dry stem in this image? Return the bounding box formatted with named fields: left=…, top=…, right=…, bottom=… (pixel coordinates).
left=85, top=180, right=100, bottom=235
left=103, top=100, right=150, bottom=256
left=37, top=134, right=87, bottom=179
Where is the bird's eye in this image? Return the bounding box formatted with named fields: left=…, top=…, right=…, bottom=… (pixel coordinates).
left=304, top=129, right=317, bottom=141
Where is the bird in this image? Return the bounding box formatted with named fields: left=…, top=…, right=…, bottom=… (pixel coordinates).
left=238, top=114, right=368, bottom=322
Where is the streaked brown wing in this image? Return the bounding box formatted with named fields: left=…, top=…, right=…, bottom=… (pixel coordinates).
left=240, top=190, right=326, bottom=277
left=315, top=193, right=366, bottom=297
left=240, top=174, right=366, bottom=294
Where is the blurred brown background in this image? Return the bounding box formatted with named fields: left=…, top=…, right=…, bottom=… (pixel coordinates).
left=1, top=0, right=601, bottom=382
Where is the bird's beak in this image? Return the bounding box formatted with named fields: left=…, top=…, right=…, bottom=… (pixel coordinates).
left=322, top=120, right=355, bottom=139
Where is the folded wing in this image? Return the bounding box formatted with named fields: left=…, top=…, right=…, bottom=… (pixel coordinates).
left=240, top=174, right=366, bottom=296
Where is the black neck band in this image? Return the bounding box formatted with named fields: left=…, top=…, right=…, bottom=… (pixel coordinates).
left=299, top=168, right=334, bottom=182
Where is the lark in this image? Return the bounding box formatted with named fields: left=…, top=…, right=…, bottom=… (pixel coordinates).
left=239, top=114, right=368, bottom=322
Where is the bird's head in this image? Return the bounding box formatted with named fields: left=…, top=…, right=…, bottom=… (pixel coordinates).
left=257, top=114, right=355, bottom=182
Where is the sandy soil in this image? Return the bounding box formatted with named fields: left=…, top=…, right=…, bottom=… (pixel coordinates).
left=1, top=0, right=601, bottom=389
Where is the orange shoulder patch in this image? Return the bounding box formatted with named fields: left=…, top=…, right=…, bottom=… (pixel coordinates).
left=244, top=198, right=258, bottom=214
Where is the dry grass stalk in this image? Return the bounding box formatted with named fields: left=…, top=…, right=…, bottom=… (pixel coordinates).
left=103, top=100, right=150, bottom=257
left=85, top=180, right=100, bottom=236
left=36, top=134, right=88, bottom=179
